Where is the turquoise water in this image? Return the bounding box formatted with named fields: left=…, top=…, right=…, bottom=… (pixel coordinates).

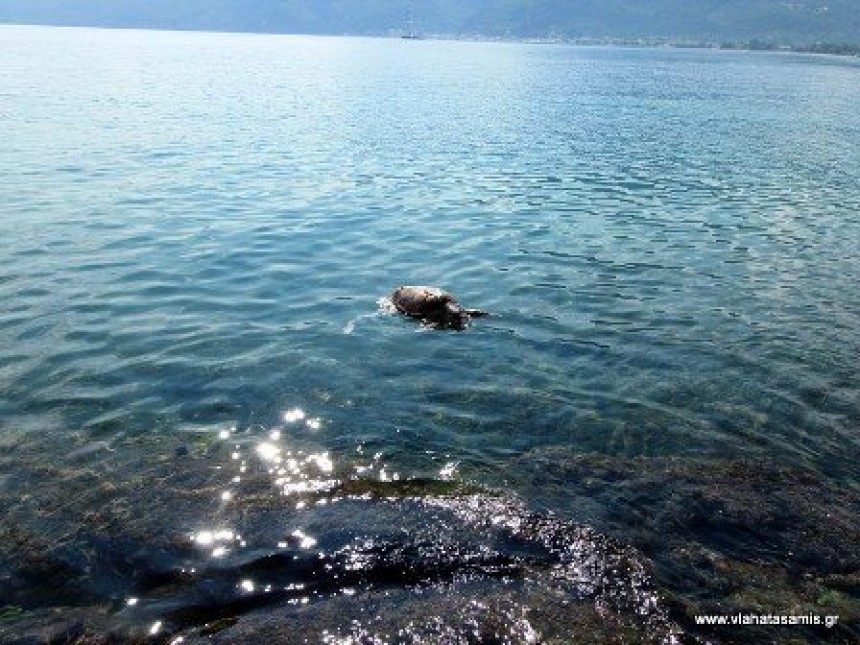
left=1, top=26, right=859, bottom=642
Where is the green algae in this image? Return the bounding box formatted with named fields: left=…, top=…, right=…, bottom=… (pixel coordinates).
left=335, top=476, right=488, bottom=499
left=198, top=616, right=239, bottom=636
left=0, top=607, right=24, bottom=625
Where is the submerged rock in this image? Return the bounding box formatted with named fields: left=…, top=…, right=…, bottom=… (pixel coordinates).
left=511, top=449, right=860, bottom=642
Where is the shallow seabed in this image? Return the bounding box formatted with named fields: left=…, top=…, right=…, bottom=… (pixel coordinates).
left=0, top=26, right=859, bottom=643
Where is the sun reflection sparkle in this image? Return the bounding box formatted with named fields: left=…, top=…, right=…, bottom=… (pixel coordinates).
left=283, top=408, right=305, bottom=423
left=291, top=529, right=318, bottom=549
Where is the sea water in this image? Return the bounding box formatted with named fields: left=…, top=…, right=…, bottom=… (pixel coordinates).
left=1, top=26, right=858, bottom=641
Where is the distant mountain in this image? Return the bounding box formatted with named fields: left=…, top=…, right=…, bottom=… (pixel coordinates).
left=1, top=1, right=859, bottom=45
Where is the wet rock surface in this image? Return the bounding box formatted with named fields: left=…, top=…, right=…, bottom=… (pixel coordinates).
left=512, top=449, right=860, bottom=642
left=2, top=421, right=858, bottom=644
left=0, top=441, right=680, bottom=644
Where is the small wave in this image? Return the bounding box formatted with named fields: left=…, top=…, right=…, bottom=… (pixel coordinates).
left=342, top=297, right=398, bottom=334
left=342, top=312, right=382, bottom=335
left=376, top=295, right=397, bottom=314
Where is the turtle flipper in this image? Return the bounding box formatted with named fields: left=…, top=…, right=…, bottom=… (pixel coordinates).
left=443, top=301, right=470, bottom=329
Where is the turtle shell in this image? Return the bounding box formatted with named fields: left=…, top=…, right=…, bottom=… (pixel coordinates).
left=391, top=285, right=456, bottom=318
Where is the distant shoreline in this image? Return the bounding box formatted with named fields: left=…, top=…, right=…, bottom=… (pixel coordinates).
left=2, top=21, right=859, bottom=59
left=430, top=34, right=860, bottom=58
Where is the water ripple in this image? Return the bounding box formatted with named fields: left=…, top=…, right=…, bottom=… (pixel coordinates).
left=1, top=27, right=859, bottom=641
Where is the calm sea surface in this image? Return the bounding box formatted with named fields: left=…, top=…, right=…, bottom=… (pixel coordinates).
left=1, top=26, right=859, bottom=642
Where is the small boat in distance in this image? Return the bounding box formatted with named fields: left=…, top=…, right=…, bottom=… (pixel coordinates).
left=401, top=12, right=422, bottom=39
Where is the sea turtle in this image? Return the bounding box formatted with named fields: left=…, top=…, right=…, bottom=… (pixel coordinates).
left=391, top=285, right=487, bottom=329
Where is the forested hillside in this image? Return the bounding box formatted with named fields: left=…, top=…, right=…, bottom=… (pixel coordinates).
left=2, top=0, right=858, bottom=45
